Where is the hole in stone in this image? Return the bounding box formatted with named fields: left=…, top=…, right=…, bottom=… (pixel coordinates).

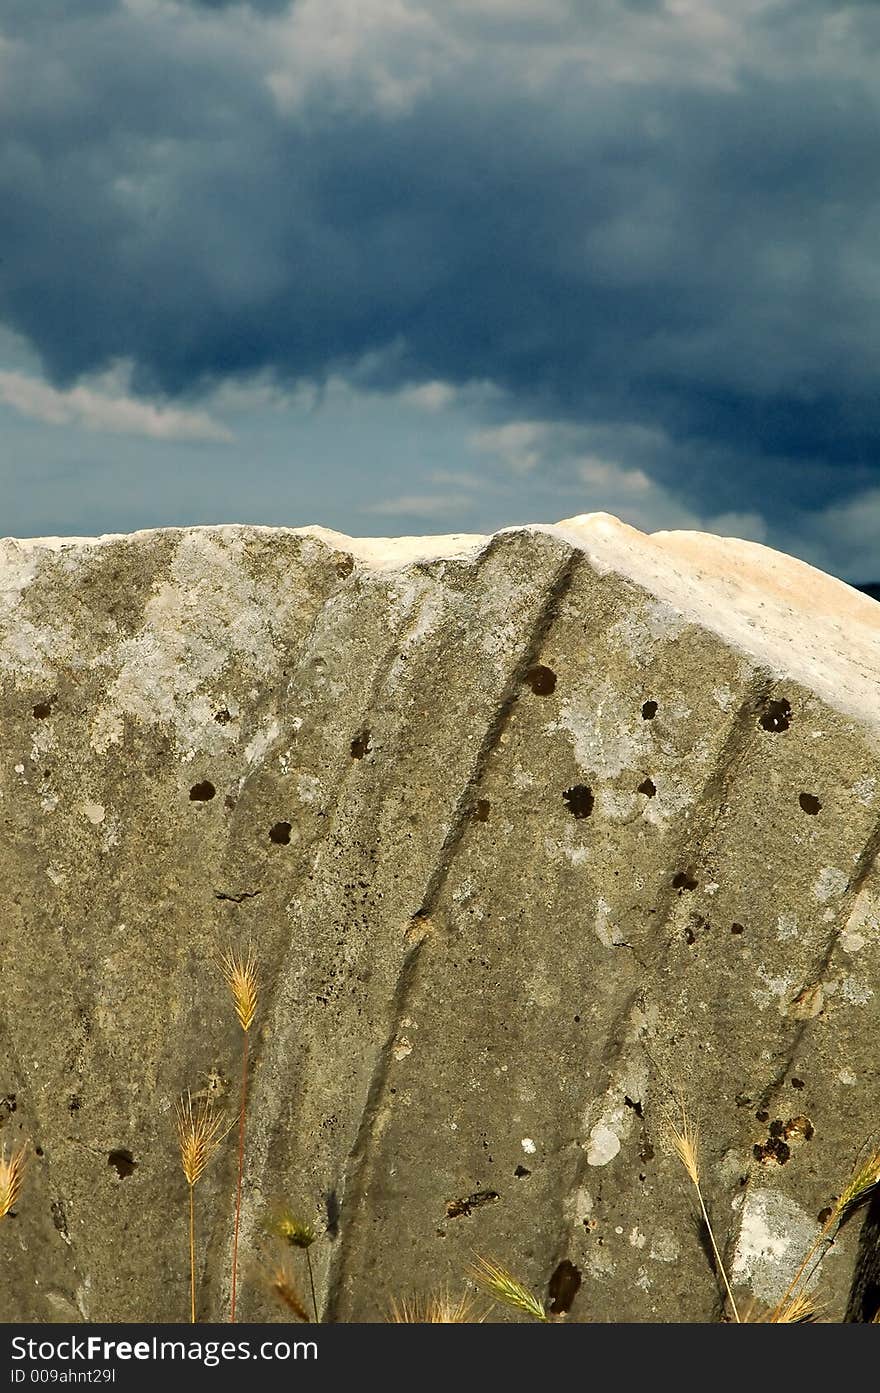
left=269, top=821, right=292, bottom=845
left=818, top=1206, right=833, bottom=1225
left=799, top=792, right=821, bottom=815
left=108, top=1149, right=137, bottom=1179
left=641, top=700, right=658, bottom=719
left=472, top=799, right=490, bottom=822
left=68, top=1096, right=80, bottom=1114
left=351, top=730, right=371, bottom=759
left=547, top=1259, right=582, bottom=1315
left=189, top=781, right=216, bottom=802
left=624, top=1096, right=644, bottom=1118
left=33, top=701, right=53, bottom=719
left=672, top=870, right=697, bottom=892
left=753, top=1136, right=790, bottom=1166
left=782, top=1116, right=814, bottom=1142
left=791, top=1078, right=805, bottom=1089
left=637, top=777, right=656, bottom=797
left=759, top=697, right=792, bottom=732
left=731, top=922, right=745, bottom=935
left=445, top=1190, right=499, bottom=1219
left=563, top=785, right=594, bottom=819
left=514, top=1165, right=531, bottom=1178
left=524, top=665, right=557, bottom=696
left=34, top=1146, right=43, bottom=1157
left=214, top=708, right=232, bottom=724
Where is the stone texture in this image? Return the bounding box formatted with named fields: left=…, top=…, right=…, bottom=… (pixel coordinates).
left=0, top=512, right=878, bottom=1323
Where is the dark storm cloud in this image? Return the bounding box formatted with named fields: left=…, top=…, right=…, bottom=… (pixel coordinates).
left=1, top=1, right=879, bottom=521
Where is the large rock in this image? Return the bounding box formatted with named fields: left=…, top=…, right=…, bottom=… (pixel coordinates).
left=0, top=513, right=878, bottom=1323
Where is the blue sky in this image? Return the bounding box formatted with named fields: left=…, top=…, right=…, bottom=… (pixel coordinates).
left=1, top=0, right=878, bottom=581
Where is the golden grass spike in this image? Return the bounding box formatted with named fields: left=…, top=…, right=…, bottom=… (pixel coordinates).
left=265, top=1260, right=311, bottom=1322
left=767, top=1288, right=821, bottom=1323
left=669, top=1105, right=700, bottom=1187
left=468, top=1254, right=548, bottom=1322
left=271, top=1209, right=317, bottom=1250
left=269, top=1207, right=319, bottom=1320
left=667, top=1099, right=740, bottom=1323
left=176, top=1092, right=230, bottom=1187
left=835, top=1144, right=880, bottom=1223
left=389, top=1291, right=480, bottom=1323
left=0, top=1144, right=27, bottom=1220
left=219, top=946, right=259, bottom=1033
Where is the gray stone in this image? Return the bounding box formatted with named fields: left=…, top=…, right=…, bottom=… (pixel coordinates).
left=0, top=513, right=878, bottom=1322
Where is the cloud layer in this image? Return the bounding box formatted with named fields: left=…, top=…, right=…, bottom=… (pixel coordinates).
left=1, top=1, right=879, bottom=549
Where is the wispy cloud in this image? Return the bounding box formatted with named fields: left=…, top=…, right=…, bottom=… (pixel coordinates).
left=359, top=491, right=473, bottom=518
left=0, top=366, right=232, bottom=442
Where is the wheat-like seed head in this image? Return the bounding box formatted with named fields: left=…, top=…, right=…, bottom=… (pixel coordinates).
left=388, top=1291, right=481, bottom=1323
left=835, top=1144, right=880, bottom=1222
left=176, top=1092, right=230, bottom=1187
left=263, top=1260, right=311, bottom=1322
left=669, top=1101, right=701, bottom=1187
left=468, top=1254, right=548, bottom=1322
left=0, top=1144, right=27, bottom=1220
left=219, top=945, right=259, bottom=1033
left=270, top=1209, right=317, bottom=1250
left=767, top=1288, right=821, bottom=1323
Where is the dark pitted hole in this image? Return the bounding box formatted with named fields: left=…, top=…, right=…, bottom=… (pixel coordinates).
left=759, top=697, right=792, bottom=732
left=624, top=1095, right=644, bottom=1118
left=731, top=922, right=745, bottom=935
left=799, top=792, right=821, bottom=815
left=791, top=1077, right=805, bottom=1089
left=818, top=1206, right=833, bottom=1225
left=641, top=700, right=658, bottom=720
left=33, top=701, right=53, bottom=719
left=547, top=1259, right=582, bottom=1315
left=637, top=776, right=656, bottom=798
left=214, top=708, right=232, bottom=724
left=335, top=554, right=355, bottom=578
left=563, top=785, right=594, bottom=819
left=68, top=1096, right=80, bottom=1114
left=269, top=821, right=292, bottom=845
left=672, top=869, right=698, bottom=892
left=755, top=1109, right=770, bottom=1123
left=514, top=1165, right=531, bottom=1178
left=472, top=799, right=490, bottom=822
left=108, top=1149, right=137, bottom=1179
left=351, top=729, right=371, bottom=759
left=754, top=1137, right=790, bottom=1166
left=34, top=1146, right=43, bottom=1157
left=189, top=781, right=216, bottom=802
left=525, top=664, right=557, bottom=696
left=445, top=1190, right=499, bottom=1219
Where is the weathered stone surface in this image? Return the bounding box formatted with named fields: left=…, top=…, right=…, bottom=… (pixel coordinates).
left=0, top=513, right=878, bottom=1323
